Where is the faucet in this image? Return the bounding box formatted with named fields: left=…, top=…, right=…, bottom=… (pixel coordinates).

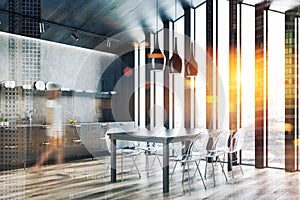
left=28, top=109, right=35, bottom=125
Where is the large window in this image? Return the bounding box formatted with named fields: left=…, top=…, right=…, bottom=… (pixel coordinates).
left=153, top=30, right=165, bottom=129
left=217, top=0, right=229, bottom=129
left=298, top=18, right=300, bottom=171
left=267, top=10, right=285, bottom=168
left=173, top=16, right=185, bottom=128
left=195, top=3, right=206, bottom=128
left=241, top=4, right=255, bottom=165
left=134, top=39, right=146, bottom=128
left=133, top=0, right=291, bottom=170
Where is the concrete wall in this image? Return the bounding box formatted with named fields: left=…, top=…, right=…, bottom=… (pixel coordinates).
left=0, top=31, right=117, bottom=124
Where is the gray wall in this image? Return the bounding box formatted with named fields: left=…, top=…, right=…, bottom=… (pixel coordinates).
left=40, top=40, right=116, bottom=91
left=0, top=32, right=9, bottom=81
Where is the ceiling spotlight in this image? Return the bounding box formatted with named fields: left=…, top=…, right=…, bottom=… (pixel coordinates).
left=39, top=22, right=45, bottom=33
left=107, top=39, right=111, bottom=47
left=71, top=32, right=79, bottom=42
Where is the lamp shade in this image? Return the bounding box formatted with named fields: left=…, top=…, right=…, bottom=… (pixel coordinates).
left=185, top=42, right=198, bottom=77
left=148, top=33, right=165, bottom=71
left=169, top=37, right=182, bottom=73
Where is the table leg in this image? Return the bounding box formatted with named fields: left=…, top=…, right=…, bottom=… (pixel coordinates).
left=228, top=153, right=232, bottom=172
left=163, top=142, right=169, bottom=193
left=111, top=138, right=117, bottom=182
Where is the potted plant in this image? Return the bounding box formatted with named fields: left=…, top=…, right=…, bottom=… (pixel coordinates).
left=0, top=118, right=3, bottom=127
left=4, top=118, right=9, bottom=126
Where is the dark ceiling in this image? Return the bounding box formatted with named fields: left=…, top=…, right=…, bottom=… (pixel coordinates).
left=0, top=0, right=299, bottom=55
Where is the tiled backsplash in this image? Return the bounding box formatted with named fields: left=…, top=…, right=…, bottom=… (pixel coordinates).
left=29, top=93, right=111, bottom=124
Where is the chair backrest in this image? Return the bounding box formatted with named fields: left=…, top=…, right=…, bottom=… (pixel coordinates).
left=170, top=142, right=185, bottom=157
left=105, top=127, right=137, bottom=153
left=230, top=128, right=245, bottom=153
left=105, top=128, right=120, bottom=153
left=188, top=130, right=209, bottom=157
left=213, top=129, right=231, bottom=152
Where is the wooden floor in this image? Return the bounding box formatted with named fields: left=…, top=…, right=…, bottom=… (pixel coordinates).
left=1, top=154, right=300, bottom=200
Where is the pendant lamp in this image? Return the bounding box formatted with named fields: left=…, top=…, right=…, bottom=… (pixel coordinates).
left=148, top=0, right=165, bottom=71
left=185, top=42, right=198, bottom=77
left=169, top=37, right=182, bottom=73
left=169, top=0, right=182, bottom=74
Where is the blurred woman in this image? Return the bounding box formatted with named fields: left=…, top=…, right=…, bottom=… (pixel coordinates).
left=34, top=82, right=65, bottom=175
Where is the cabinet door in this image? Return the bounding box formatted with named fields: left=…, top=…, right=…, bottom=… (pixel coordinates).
left=63, top=125, right=89, bottom=159
left=79, top=123, right=108, bottom=157
left=31, top=126, right=54, bottom=163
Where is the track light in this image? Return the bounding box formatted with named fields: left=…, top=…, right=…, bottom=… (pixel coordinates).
left=71, top=32, right=79, bottom=42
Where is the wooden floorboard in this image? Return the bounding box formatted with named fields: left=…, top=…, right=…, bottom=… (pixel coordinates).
left=1, top=154, right=300, bottom=200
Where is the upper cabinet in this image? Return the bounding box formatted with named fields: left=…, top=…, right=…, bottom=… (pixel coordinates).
left=98, top=52, right=134, bottom=94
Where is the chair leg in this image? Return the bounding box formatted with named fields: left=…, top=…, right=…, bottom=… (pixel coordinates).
left=170, top=162, right=178, bottom=179
left=204, top=157, right=208, bottom=180
left=155, top=154, right=162, bottom=168
left=218, top=156, right=228, bottom=182
left=131, top=156, right=141, bottom=178
left=182, top=163, right=185, bottom=184
left=150, top=154, right=156, bottom=168
left=239, top=162, right=244, bottom=175
left=145, top=152, right=149, bottom=175
left=195, top=161, right=206, bottom=190
left=104, top=155, right=110, bottom=176
left=211, top=158, right=216, bottom=187
left=128, top=157, right=136, bottom=173
left=231, top=152, right=243, bottom=177
left=232, top=152, right=236, bottom=178
left=105, top=164, right=110, bottom=176
left=187, top=162, right=191, bottom=195
left=237, top=152, right=244, bottom=175
left=121, top=154, right=124, bottom=181
left=150, top=154, right=162, bottom=168
left=192, top=160, right=199, bottom=178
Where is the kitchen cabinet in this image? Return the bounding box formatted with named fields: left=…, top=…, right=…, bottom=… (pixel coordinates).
left=0, top=122, right=135, bottom=170
left=79, top=122, right=135, bottom=158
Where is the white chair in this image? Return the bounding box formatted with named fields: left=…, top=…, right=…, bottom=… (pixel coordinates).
left=129, top=127, right=162, bottom=174
left=204, top=129, right=231, bottom=187
left=105, top=128, right=143, bottom=181
left=169, top=142, right=186, bottom=160
left=228, top=128, right=245, bottom=178
left=138, top=142, right=162, bottom=174
left=170, top=130, right=209, bottom=194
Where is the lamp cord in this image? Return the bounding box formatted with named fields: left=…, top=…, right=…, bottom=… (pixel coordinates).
left=191, top=0, right=194, bottom=54
left=156, top=0, right=158, bottom=35
left=174, top=0, right=177, bottom=51
left=175, top=0, right=177, bottom=20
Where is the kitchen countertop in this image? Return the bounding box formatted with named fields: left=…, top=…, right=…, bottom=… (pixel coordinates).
left=0, top=121, right=134, bottom=128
